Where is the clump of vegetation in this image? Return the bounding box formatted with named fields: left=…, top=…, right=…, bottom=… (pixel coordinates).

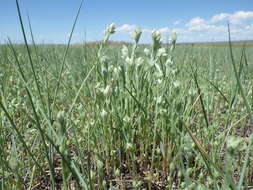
left=0, top=1, right=253, bottom=189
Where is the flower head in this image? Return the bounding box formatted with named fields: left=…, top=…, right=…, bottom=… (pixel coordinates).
left=105, top=23, right=116, bottom=35
left=125, top=57, right=133, bottom=65
left=152, top=30, right=162, bottom=55
left=152, top=30, right=161, bottom=44
left=170, top=31, right=177, bottom=51
left=136, top=57, right=144, bottom=66
left=144, top=48, right=150, bottom=56
left=131, top=28, right=142, bottom=43
left=101, top=85, right=112, bottom=96
left=171, top=31, right=177, bottom=43
left=157, top=47, right=167, bottom=57
left=101, top=109, right=107, bottom=118
left=121, top=45, right=129, bottom=59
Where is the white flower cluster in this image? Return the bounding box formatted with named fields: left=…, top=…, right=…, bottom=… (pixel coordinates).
left=95, top=83, right=113, bottom=96
left=121, top=45, right=129, bottom=59
left=121, top=44, right=144, bottom=66
left=105, top=23, right=116, bottom=35
left=152, top=30, right=162, bottom=53
left=131, top=28, right=142, bottom=44
left=157, top=47, right=167, bottom=57
left=144, top=48, right=150, bottom=56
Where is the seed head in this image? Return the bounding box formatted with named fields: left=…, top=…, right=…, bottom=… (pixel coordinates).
left=144, top=48, right=150, bottom=56
left=171, top=31, right=177, bottom=43
left=101, top=85, right=112, bottom=96
left=157, top=47, right=167, bottom=57
left=136, top=57, right=144, bottom=66
left=121, top=45, right=129, bottom=59
left=101, top=109, right=107, bottom=117
left=152, top=30, right=162, bottom=55
left=125, top=57, right=132, bottom=65
left=105, top=23, right=116, bottom=35
left=131, top=28, right=142, bottom=43
left=170, top=31, right=177, bottom=51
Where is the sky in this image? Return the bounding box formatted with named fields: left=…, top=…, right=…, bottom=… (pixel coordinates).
left=0, top=0, right=253, bottom=44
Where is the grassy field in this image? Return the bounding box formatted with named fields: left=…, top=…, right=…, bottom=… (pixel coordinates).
left=1, top=12, right=253, bottom=189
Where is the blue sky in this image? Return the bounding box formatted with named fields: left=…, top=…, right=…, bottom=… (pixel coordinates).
left=1, top=0, right=253, bottom=43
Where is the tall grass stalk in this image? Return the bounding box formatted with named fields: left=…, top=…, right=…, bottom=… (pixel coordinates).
left=227, top=23, right=253, bottom=190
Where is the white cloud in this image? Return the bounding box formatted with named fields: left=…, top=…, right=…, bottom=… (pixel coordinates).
left=142, top=28, right=153, bottom=34
left=104, top=11, right=253, bottom=43
left=117, top=25, right=172, bottom=35
left=230, top=28, right=243, bottom=34
left=183, top=10, right=253, bottom=38
left=210, top=13, right=229, bottom=23
left=187, top=17, right=206, bottom=26
left=230, top=11, right=253, bottom=24
left=245, top=25, right=253, bottom=30
left=186, top=17, right=213, bottom=31
left=117, top=24, right=137, bottom=33
left=173, top=20, right=181, bottom=25
left=158, top=27, right=171, bottom=34
left=211, top=25, right=227, bottom=33
left=210, top=11, right=253, bottom=24
left=172, top=28, right=187, bottom=34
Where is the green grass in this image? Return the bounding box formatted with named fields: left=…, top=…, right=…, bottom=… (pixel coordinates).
left=0, top=3, right=253, bottom=189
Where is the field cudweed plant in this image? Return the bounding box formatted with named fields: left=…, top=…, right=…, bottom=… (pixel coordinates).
left=0, top=2, right=253, bottom=189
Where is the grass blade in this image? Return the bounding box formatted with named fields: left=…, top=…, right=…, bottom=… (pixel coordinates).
left=53, top=0, right=84, bottom=105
